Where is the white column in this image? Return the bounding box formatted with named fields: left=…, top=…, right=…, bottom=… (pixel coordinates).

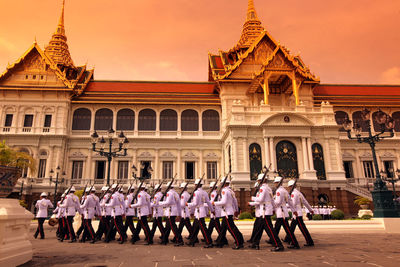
left=335, top=140, right=344, bottom=171
left=355, top=149, right=362, bottom=178
left=112, top=108, right=117, bottom=131
left=199, top=109, right=203, bottom=137
left=90, top=108, right=95, bottom=132
left=306, top=138, right=314, bottom=171
left=232, top=138, right=238, bottom=172
left=46, top=146, right=55, bottom=178
left=156, top=110, right=160, bottom=137
left=154, top=149, right=159, bottom=180
left=134, top=110, right=139, bottom=136
left=86, top=148, right=92, bottom=179
left=263, top=137, right=270, bottom=168
left=301, top=137, right=309, bottom=171
left=177, top=150, right=181, bottom=179
left=269, top=137, right=276, bottom=171
left=199, top=150, right=203, bottom=177
left=177, top=110, right=181, bottom=137
left=243, top=138, right=249, bottom=171
left=324, top=139, right=332, bottom=172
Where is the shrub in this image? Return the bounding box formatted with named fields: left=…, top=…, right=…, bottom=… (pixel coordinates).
left=19, top=200, right=28, bottom=209
left=331, top=209, right=345, bottom=220
left=354, top=196, right=371, bottom=206
left=361, top=214, right=373, bottom=220
left=312, top=214, right=323, bottom=220
left=238, top=212, right=253, bottom=220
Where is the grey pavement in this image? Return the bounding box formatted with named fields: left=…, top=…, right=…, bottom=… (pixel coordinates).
left=22, top=223, right=400, bottom=267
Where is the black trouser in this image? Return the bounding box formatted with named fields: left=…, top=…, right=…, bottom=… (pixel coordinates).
left=109, top=216, right=127, bottom=241
left=59, top=217, right=69, bottom=239
left=253, top=216, right=283, bottom=248
left=275, top=217, right=299, bottom=247
left=216, top=215, right=244, bottom=246
left=134, top=216, right=152, bottom=243
left=150, top=217, right=165, bottom=238
left=178, top=217, right=192, bottom=238
left=96, top=216, right=109, bottom=239
left=82, top=219, right=96, bottom=241
left=65, top=216, right=76, bottom=240
left=34, top=218, right=45, bottom=239
left=207, top=217, right=227, bottom=244
left=249, top=217, right=261, bottom=242
left=190, top=218, right=212, bottom=245
left=56, top=218, right=62, bottom=238
left=124, top=216, right=136, bottom=237
left=162, top=216, right=182, bottom=244
left=306, top=213, right=312, bottom=220
left=284, top=216, right=314, bottom=245
left=76, top=217, right=85, bottom=237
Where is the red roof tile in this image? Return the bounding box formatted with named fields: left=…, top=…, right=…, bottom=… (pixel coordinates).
left=314, top=85, right=400, bottom=96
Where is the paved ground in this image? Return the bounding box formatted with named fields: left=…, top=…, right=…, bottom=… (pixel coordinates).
left=21, top=222, right=400, bottom=267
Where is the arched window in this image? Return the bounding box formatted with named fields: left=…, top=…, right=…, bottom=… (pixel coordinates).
left=181, top=109, right=198, bottom=131
left=372, top=111, right=389, bottom=133
left=334, top=111, right=349, bottom=132
left=312, top=143, right=326, bottom=180
left=138, top=109, right=156, bottom=131
left=117, top=109, right=134, bottom=131
left=72, top=108, right=91, bottom=130
left=94, top=109, right=113, bottom=130
left=392, top=112, right=400, bottom=132
left=276, top=141, right=298, bottom=178
left=202, top=110, right=220, bottom=131
left=352, top=111, right=368, bottom=132
left=160, top=109, right=177, bottom=131
left=249, top=143, right=262, bottom=180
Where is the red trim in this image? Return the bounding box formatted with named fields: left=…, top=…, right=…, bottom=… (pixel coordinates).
left=86, top=219, right=94, bottom=240
left=140, top=218, right=150, bottom=243
left=283, top=219, right=296, bottom=244
left=265, top=217, right=278, bottom=247
left=297, top=217, right=311, bottom=244
left=199, top=219, right=210, bottom=244
left=226, top=216, right=239, bottom=246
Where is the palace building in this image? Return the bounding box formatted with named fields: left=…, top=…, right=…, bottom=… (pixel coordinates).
left=1, top=0, right=400, bottom=215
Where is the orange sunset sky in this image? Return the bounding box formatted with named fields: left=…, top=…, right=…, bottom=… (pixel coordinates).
left=0, top=0, right=399, bottom=84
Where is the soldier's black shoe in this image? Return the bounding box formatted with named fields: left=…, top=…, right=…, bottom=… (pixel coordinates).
left=271, top=246, right=284, bottom=252
left=159, top=241, right=168, bottom=245
left=69, top=239, right=77, bottom=243
left=248, top=244, right=260, bottom=250
left=59, top=239, right=63, bottom=242
left=33, top=234, right=37, bottom=239
left=79, top=239, right=85, bottom=243
left=186, top=242, right=195, bottom=247
left=232, top=244, right=244, bottom=250
left=175, top=242, right=184, bottom=247
left=104, top=239, right=110, bottom=243
left=40, top=237, right=45, bottom=239
left=287, top=244, right=300, bottom=249
left=119, top=239, right=126, bottom=244
left=90, top=240, right=96, bottom=244
left=204, top=244, right=213, bottom=248
left=246, top=239, right=253, bottom=243
left=213, top=243, right=223, bottom=248
left=144, top=242, right=153, bottom=246
left=304, top=243, right=314, bottom=247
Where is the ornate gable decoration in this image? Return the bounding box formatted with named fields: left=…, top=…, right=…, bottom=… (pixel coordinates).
left=69, top=151, right=87, bottom=159
left=183, top=152, right=198, bottom=160
left=138, top=151, right=154, bottom=159
left=160, top=151, right=176, bottom=159
left=204, top=152, right=220, bottom=160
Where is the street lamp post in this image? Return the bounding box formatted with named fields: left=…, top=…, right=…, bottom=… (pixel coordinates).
left=382, top=168, right=400, bottom=201
left=91, top=128, right=129, bottom=186
left=343, top=108, right=398, bottom=217
left=49, top=166, right=65, bottom=208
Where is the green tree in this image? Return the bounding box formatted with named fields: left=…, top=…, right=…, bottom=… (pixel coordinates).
left=0, top=140, right=36, bottom=172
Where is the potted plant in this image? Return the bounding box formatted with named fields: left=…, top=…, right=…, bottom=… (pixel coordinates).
left=0, top=141, right=35, bottom=198
left=354, top=196, right=372, bottom=209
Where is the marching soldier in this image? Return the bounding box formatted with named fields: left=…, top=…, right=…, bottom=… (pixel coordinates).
left=249, top=176, right=284, bottom=251
left=213, top=179, right=244, bottom=249
left=34, top=192, right=53, bottom=239
left=131, top=184, right=153, bottom=245
left=96, top=186, right=111, bottom=240
left=80, top=187, right=101, bottom=243
left=59, top=186, right=80, bottom=243
left=150, top=184, right=165, bottom=241
left=76, top=187, right=90, bottom=239
left=178, top=182, right=193, bottom=239
left=187, top=179, right=213, bottom=248
left=208, top=182, right=228, bottom=245
left=125, top=186, right=137, bottom=242
left=105, top=185, right=127, bottom=244
left=159, top=182, right=183, bottom=246
left=273, top=177, right=300, bottom=249
left=248, top=181, right=261, bottom=244
left=53, top=193, right=66, bottom=241
left=285, top=179, right=314, bottom=247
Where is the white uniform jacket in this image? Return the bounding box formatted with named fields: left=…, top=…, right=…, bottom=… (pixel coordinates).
left=53, top=201, right=65, bottom=219
left=188, top=188, right=213, bottom=219
left=180, top=191, right=191, bottom=218
left=106, top=192, right=126, bottom=217
left=131, top=190, right=151, bottom=217
left=125, top=193, right=136, bottom=216
left=274, top=186, right=295, bottom=218
left=151, top=191, right=164, bottom=218
left=290, top=188, right=313, bottom=217
left=60, top=193, right=80, bottom=216
left=214, top=187, right=237, bottom=217
left=100, top=193, right=113, bottom=216
left=35, top=199, right=53, bottom=218
left=250, top=184, right=275, bottom=217
left=80, top=193, right=101, bottom=219
left=159, top=189, right=181, bottom=217
left=209, top=190, right=222, bottom=218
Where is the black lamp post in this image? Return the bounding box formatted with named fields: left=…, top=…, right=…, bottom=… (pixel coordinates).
left=343, top=108, right=398, bottom=217
left=382, top=168, right=400, bottom=201
left=91, top=128, right=129, bottom=186
left=49, top=166, right=65, bottom=208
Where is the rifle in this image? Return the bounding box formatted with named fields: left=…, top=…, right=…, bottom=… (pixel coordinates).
left=151, top=181, right=164, bottom=199
left=106, top=183, right=120, bottom=204
left=80, top=183, right=89, bottom=204
left=180, top=181, right=189, bottom=197
left=209, top=174, right=223, bottom=197
left=100, top=185, right=111, bottom=200
left=253, top=163, right=272, bottom=197
left=60, top=184, right=73, bottom=205
left=216, top=173, right=230, bottom=198
left=272, top=176, right=285, bottom=195
left=187, top=173, right=205, bottom=203
left=289, top=178, right=299, bottom=195
left=126, top=183, right=134, bottom=195
left=161, top=173, right=177, bottom=200
left=131, top=179, right=145, bottom=205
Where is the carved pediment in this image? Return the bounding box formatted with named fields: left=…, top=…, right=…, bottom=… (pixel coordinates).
left=266, top=51, right=293, bottom=70
left=69, top=151, right=87, bottom=159
left=183, top=151, right=198, bottom=159
left=23, top=53, right=47, bottom=72
left=204, top=152, right=220, bottom=159
left=262, top=114, right=314, bottom=127
left=138, top=151, right=153, bottom=158
left=360, top=152, right=372, bottom=158
left=160, top=151, right=176, bottom=159
left=342, top=151, right=355, bottom=159
left=380, top=152, right=396, bottom=158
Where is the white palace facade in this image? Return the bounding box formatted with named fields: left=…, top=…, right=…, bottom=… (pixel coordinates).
left=2, top=1, right=400, bottom=215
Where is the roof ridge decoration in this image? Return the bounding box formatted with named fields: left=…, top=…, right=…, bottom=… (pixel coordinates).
left=44, top=0, right=74, bottom=68
left=235, top=0, right=264, bottom=50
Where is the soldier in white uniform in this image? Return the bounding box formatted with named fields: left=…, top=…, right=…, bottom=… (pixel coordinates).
left=159, top=182, right=183, bottom=246
left=80, top=187, right=101, bottom=243
left=124, top=186, right=137, bottom=242
left=273, top=177, right=300, bottom=249
left=187, top=179, right=213, bottom=248
left=207, top=182, right=227, bottom=245
left=59, top=186, right=80, bottom=242
left=105, top=186, right=127, bottom=244
left=249, top=177, right=284, bottom=251
left=76, top=187, right=90, bottom=239
left=177, top=182, right=193, bottom=240
left=150, top=184, right=165, bottom=240
left=96, top=186, right=111, bottom=240
left=213, top=179, right=244, bottom=249
left=248, top=179, right=262, bottom=244
left=53, top=192, right=66, bottom=241
left=34, top=192, right=53, bottom=239
left=131, top=183, right=153, bottom=245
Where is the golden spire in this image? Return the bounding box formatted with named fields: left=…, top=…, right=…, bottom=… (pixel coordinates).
left=236, top=0, right=264, bottom=50
left=44, top=0, right=74, bottom=68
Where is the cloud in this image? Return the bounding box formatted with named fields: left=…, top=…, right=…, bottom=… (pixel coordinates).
left=381, top=67, right=400, bottom=84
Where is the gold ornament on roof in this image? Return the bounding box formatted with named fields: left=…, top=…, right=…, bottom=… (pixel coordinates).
left=236, top=0, right=265, bottom=50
